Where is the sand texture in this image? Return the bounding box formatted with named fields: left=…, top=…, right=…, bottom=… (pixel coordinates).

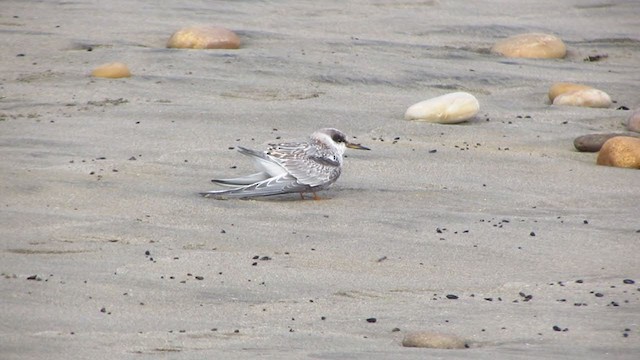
left=1, top=1, right=639, bottom=359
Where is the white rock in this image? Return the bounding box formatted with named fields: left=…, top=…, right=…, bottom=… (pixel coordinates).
left=404, top=92, right=479, bottom=123
left=552, top=88, right=612, bottom=108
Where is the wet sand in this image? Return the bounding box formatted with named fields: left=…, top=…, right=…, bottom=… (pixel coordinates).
left=1, top=0, right=639, bottom=358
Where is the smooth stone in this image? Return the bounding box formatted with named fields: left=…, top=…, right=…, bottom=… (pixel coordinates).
left=491, top=33, right=566, bottom=59
left=548, top=82, right=593, bottom=102
left=404, top=92, right=479, bottom=124
left=167, top=26, right=240, bottom=49
left=91, top=62, right=131, bottom=78
left=626, top=109, right=640, bottom=133
left=553, top=88, right=612, bottom=108
left=597, top=136, right=640, bottom=169
left=402, top=331, right=467, bottom=349
left=574, top=133, right=640, bottom=152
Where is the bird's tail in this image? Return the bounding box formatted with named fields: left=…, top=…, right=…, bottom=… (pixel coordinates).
left=211, top=172, right=270, bottom=186
left=201, top=175, right=307, bottom=199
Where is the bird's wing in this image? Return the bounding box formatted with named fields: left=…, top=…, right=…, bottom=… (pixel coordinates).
left=236, top=146, right=288, bottom=177
left=265, top=142, right=342, bottom=187
left=201, top=173, right=312, bottom=198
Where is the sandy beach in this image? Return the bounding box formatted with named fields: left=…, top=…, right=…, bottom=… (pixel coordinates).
left=1, top=0, right=639, bottom=358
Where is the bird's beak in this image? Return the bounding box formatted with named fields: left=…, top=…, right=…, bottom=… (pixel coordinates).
left=346, top=142, right=370, bottom=150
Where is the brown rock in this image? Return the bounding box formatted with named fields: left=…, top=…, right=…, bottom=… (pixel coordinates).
left=491, top=33, right=566, bottom=59
left=596, top=136, right=640, bottom=169
left=548, top=83, right=593, bottom=102
left=574, top=133, right=640, bottom=152
left=626, top=109, right=640, bottom=133
left=167, top=26, right=240, bottom=49
left=402, top=331, right=467, bottom=349
left=91, top=62, right=131, bottom=78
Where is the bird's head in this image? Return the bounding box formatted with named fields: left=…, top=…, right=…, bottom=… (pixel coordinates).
left=314, top=128, right=370, bottom=154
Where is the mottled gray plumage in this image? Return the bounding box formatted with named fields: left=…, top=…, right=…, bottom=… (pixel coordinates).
left=201, top=128, right=369, bottom=199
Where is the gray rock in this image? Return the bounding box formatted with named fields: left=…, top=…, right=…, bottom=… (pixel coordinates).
left=574, top=133, right=640, bottom=152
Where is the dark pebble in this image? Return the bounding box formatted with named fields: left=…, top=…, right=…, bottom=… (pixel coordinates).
left=552, top=325, right=562, bottom=332
left=583, top=54, right=607, bottom=62
left=529, top=231, right=536, bottom=237
left=366, top=318, right=377, bottom=323
left=195, top=276, right=204, bottom=280
left=623, top=279, right=635, bottom=285
left=595, top=293, right=604, bottom=297
left=446, top=294, right=459, bottom=300
left=573, top=133, right=640, bottom=152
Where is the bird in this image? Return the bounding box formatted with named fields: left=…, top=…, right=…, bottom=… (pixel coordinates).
left=200, top=128, right=370, bottom=199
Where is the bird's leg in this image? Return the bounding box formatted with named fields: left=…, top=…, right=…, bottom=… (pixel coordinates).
left=299, top=193, right=305, bottom=200
left=312, top=192, right=321, bottom=200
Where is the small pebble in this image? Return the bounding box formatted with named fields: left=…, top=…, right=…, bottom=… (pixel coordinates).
left=402, top=331, right=468, bottom=349
left=404, top=92, right=479, bottom=124
left=91, top=62, right=131, bottom=78
left=167, top=26, right=240, bottom=49
left=366, top=318, right=377, bottom=323
left=623, top=279, right=635, bottom=285
left=491, top=33, right=566, bottom=59
left=596, top=136, right=640, bottom=169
